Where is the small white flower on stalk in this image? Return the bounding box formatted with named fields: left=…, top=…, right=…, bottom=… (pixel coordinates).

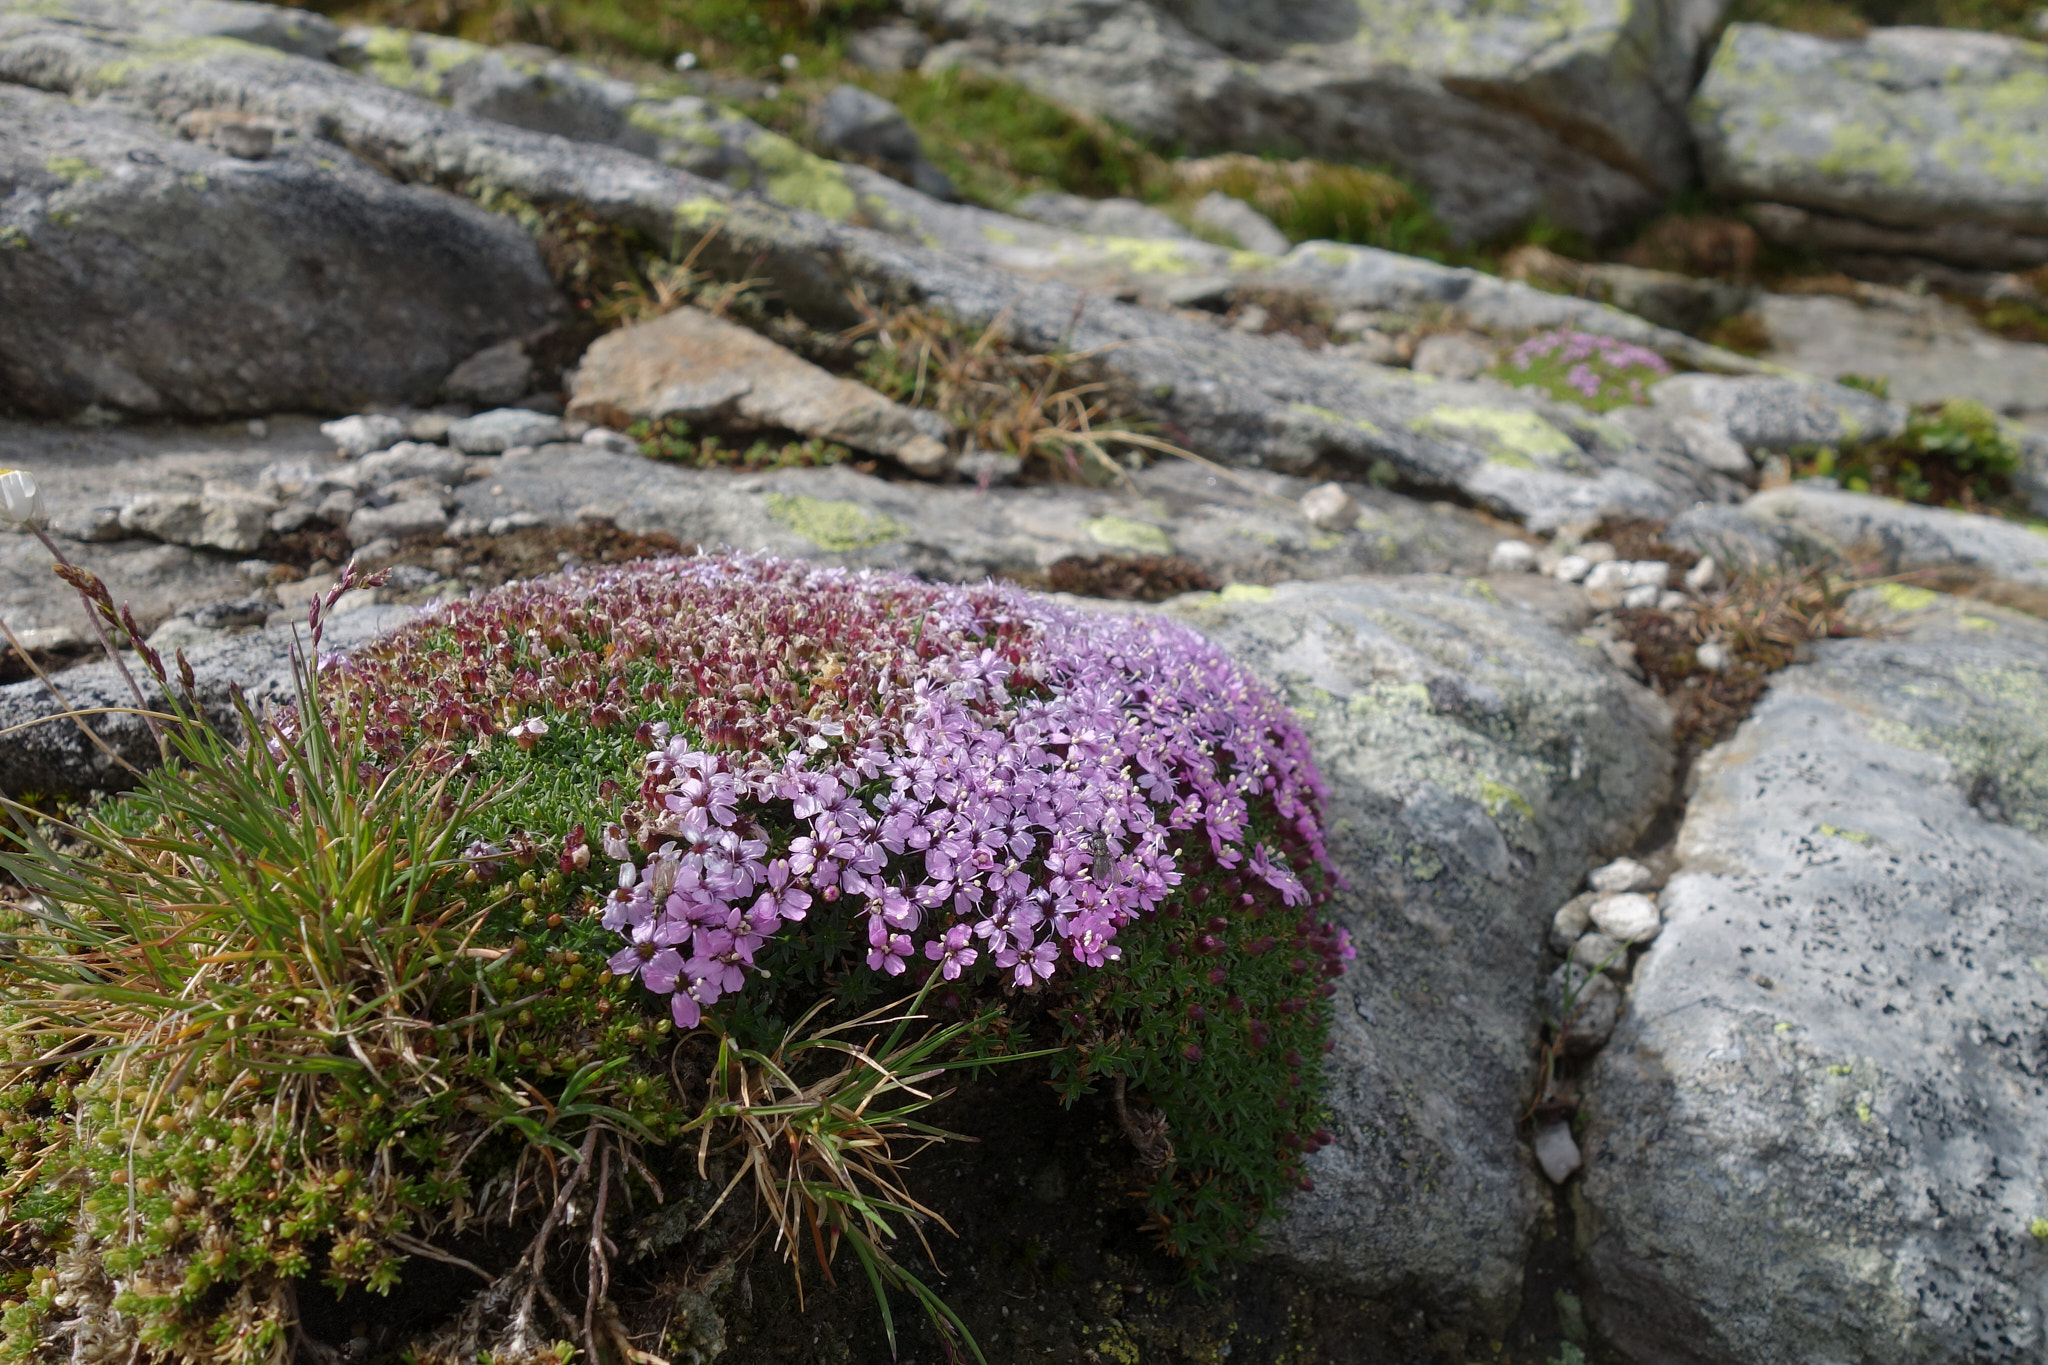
left=0, top=469, right=41, bottom=525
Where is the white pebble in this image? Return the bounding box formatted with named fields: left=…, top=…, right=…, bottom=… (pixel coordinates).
left=1685, top=557, right=1721, bottom=593
left=1622, top=584, right=1661, bottom=609
left=1535, top=1122, right=1582, bottom=1184
left=1625, top=560, right=1671, bottom=589
left=1583, top=560, right=1632, bottom=608
left=1658, top=590, right=1688, bottom=611
left=1489, top=540, right=1537, bottom=573
left=1578, top=541, right=1618, bottom=565
left=1696, top=640, right=1733, bottom=673
left=1553, top=554, right=1592, bottom=584
left=1298, top=482, right=1361, bottom=532
left=1591, top=892, right=1661, bottom=943
left=1588, top=857, right=1654, bottom=894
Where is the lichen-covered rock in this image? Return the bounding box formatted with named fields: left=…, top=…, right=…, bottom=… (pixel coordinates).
left=908, top=0, right=1731, bottom=242
left=1579, top=600, right=2048, bottom=1364
left=1738, top=485, right=2048, bottom=619
left=1693, top=24, right=2048, bottom=267
left=0, top=83, right=562, bottom=419
left=0, top=3, right=1748, bottom=525
left=1649, top=373, right=1905, bottom=451
left=1163, top=577, right=1673, bottom=1329
left=333, top=26, right=916, bottom=231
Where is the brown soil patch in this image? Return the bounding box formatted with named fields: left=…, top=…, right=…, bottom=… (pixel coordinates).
left=1004, top=554, right=1220, bottom=603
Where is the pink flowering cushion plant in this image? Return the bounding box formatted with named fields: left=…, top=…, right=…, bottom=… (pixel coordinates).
left=1493, top=327, right=1673, bottom=412
left=343, top=554, right=1351, bottom=1267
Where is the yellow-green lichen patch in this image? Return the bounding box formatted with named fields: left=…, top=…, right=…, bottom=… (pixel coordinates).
left=1479, top=778, right=1534, bottom=822
left=1084, top=515, right=1173, bottom=556
left=1094, top=236, right=1203, bottom=276
left=743, top=132, right=857, bottom=221
left=1874, top=582, right=1941, bottom=613
left=1218, top=583, right=1275, bottom=603
left=765, top=494, right=904, bottom=551
left=345, top=26, right=476, bottom=97
left=0, top=225, right=30, bottom=251
left=1287, top=403, right=1383, bottom=437
left=1818, top=823, right=1873, bottom=845
left=43, top=156, right=102, bottom=184
left=1418, top=406, right=1579, bottom=466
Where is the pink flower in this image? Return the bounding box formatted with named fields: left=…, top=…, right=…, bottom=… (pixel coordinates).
left=923, top=923, right=978, bottom=980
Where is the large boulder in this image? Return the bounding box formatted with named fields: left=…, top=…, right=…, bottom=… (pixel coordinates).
left=1578, top=599, right=2048, bottom=1363
left=1693, top=24, right=2048, bottom=269
left=1161, top=578, right=1673, bottom=1332
left=905, top=0, right=1730, bottom=242
left=0, top=83, right=561, bottom=419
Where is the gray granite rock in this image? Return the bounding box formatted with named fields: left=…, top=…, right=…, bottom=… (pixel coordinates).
left=1649, top=373, right=1905, bottom=451
left=1161, top=577, right=1673, bottom=1330
left=1010, top=191, right=1193, bottom=241
left=907, top=0, right=1729, bottom=242
left=1740, top=484, right=2048, bottom=618
left=1580, top=600, right=2048, bottom=1364
left=1189, top=191, right=1287, bottom=255
left=1757, top=290, right=2048, bottom=428
left=810, top=83, right=954, bottom=200
left=0, top=4, right=1770, bottom=528
left=0, top=604, right=414, bottom=797
left=0, top=84, right=562, bottom=420
left=117, top=486, right=275, bottom=554
left=1693, top=24, right=2048, bottom=266
left=447, top=409, right=565, bottom=454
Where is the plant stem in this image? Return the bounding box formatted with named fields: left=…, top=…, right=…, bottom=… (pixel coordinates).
left=28, top=525, right=165, bottom=751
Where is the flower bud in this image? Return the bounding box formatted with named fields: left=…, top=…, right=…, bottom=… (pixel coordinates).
left=0, top=469, right=41, bottom=525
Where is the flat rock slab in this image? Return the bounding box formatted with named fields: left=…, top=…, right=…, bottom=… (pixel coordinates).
left=1740, top=485, right=2048, bottom=618
left=0, top=602, right=413, bottom=796
left=1759, top=291, right=2048, bottom=426
left=1162, top=577, right=1672, bottom=1329
left=0, top=5, right=1755, bottom=529
left=456, top=442, right=1503, bottom=584
left=1579, top=600, right=2048, bottom=1364
left=1694, top=24, right=2048, bottom=257
left=904, top=0, right=1726, bottom=242
left=0, top=82, right=562, bottom=420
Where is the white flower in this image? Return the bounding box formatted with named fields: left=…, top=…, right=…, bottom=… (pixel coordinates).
left=673, top=51, right=697, bottom=71
left=0, top=469, right=40, bottom=525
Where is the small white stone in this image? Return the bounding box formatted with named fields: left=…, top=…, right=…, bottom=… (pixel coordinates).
left=1622, top=584, right=1662, bottom=609
left=1685, top=556, right=1721, bottom=593
left=1488, top=540, right=1537, bottom=573
left=1591, top=892, right=1662, bottom=943
left=1550, top=893, right=1596, bottom=953
left=1583, top=560, right=1633, bottom=608
left=1578, top=541, right=1618, bottom=565
left=1624, top=560, right=1671, bottom=590
left=1696, top=639, right=1733, bottom=673
left=246, top=418, right=268, bottom=438
left=320, top=413, right=405, bottom=459
left=1534, top=1122, right=1582, bottom=1184
left=1588, top=858, right=1654, bottom=894
left=1658, top=590, right=1688, bottom=611
left=1299, top=482, right=1361, bottom=532
left=583, top=427, right=639, bottom=455
left=1553, top=554, right=1592, bottom=584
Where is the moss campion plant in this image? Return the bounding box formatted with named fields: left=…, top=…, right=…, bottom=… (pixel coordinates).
left=1, top=554, right=1349, bottom=1361
left=1495, top=328, right=1673, bottom=412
